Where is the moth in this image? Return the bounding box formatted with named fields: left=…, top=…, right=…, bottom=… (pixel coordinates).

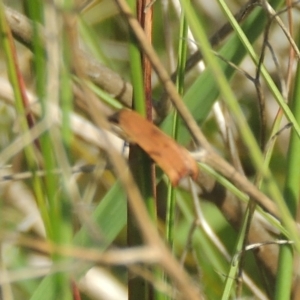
left=109, top=109, right=199, bottom=186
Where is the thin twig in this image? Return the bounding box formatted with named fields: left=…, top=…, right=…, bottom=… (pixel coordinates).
left=261, top=0, right=300, bottom=60
left=6, top=233, right=161, bottom=265
left=0, top=164, right=96, bottom=182
left=233, top=239, right=293, bottom=265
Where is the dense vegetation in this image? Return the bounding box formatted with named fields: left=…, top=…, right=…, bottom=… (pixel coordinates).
left=0, top=0, right=300, bottom=299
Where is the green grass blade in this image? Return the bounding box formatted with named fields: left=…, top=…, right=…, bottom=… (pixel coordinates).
left=166, top=2, right=189, bottom=248
left=274, top=31, right=300, bottom=300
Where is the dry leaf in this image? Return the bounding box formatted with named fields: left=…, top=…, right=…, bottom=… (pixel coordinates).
left=110, top=109, right=199, bottom=186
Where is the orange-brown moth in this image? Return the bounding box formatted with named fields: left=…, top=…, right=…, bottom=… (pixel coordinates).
left=109, top=109, right=199, bottom=186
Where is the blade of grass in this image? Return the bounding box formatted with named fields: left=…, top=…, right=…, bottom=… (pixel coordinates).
left=0, top=3, right=36, bottom=156
left=128, top=0, right=146, bottom=116
left=163, top=6, right=190, bottom=300
left=80, top=79, right=124, bottom=110
left=42, top=2, right=75, bottom=298
left=274, top=31, right=300, bottom=300
left=127, top=1, right=156, bottom=299
left=166, top=0, right=189, bottom=250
